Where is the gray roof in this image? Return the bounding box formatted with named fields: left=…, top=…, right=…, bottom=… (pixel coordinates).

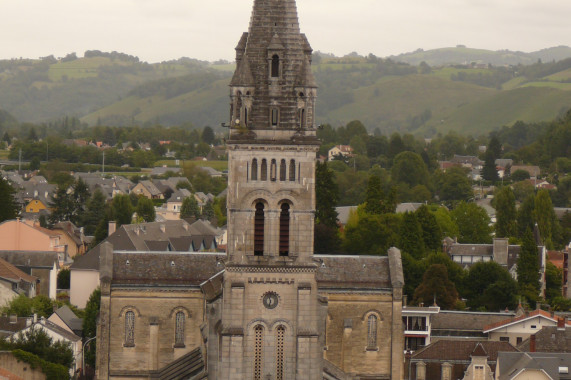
left=53, top=305, right=83, bottom=333
left=518, top=326, right=571, bottom=353
left=315, top=254, right=392, bottom=290
left=451, top=155, right=483, bottom=166
left=71, top=220, right=221, bottom=271
left=12, top=319, right=81, bottom=343
left=138, top=180, right=163, bottom=196
left=151, top=167, right=182, bottom=176
left=497, top=352, right=571, bottom=380
left=432, top=310, right=515, bottom=333
left=113, top=251, right=225, bottom=287
left=335, top=206, right=357, bottom=225
left=0, top=251, right=59, bottom=269
left=167, top=189, right=191, bottom=203
left=396, top=203, right=423, bottom=214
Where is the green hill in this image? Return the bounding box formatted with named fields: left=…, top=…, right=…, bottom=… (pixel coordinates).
left=390, top=45, right=571, bottom=66
left=2, top=49, right=571, bottom=137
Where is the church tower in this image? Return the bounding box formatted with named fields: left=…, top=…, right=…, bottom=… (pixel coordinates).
left=213, top=0, right=323, bottom=378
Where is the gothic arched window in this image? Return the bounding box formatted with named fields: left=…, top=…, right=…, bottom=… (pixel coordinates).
left=251, top=159, right=258, bottom=181
left=367, top=314, right=378, bottom=349
left=276, top=326, right=285, bottom=380
left=254, top=325, right=264, bottom=380
left=271, top=55, right=280, bottom=78
left=289, top=160, right=296, bottom=182
left=261, top=159, right=268, bottom=181
left=124, top=311, right=135, bottom=347
left=254, top=202, right=265, bottom=256
left=279, top=203, right=290, bottom=256
left=280, top=159, right=286, bottom=181
left=175, top=311, right=185, bottom=347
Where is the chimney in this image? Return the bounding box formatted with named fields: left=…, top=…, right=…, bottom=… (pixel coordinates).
left=108, top=221, right=116, bottom=236
left=9, top=314, right=17, bottom=324
left=493, top=238, right=509, bottom=266
left=160, top=224, right=166, bottom=234
left=558, top=317, right=565, bottom=330
left=33, top=313, right=37, bottom=323
left=530, top=334, right=536, bottom=352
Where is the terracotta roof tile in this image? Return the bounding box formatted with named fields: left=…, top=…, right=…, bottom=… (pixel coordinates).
left=0, top=258, right=37, bottom=283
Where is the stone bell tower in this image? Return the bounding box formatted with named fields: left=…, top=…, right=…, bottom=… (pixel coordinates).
left=211, top=0, right=323, bottom=378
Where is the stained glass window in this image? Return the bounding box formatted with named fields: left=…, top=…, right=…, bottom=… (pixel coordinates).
left=125, top=311, right=135, bottom=346
left=175, top=312, right=185, bottom=346
left=367, top=315, right=377, bottom=349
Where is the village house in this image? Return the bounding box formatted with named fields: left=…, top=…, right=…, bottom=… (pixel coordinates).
left=0, top=258, right=38, bottom=306
left=0, top=251, right=59, bottom=299
left=328, top=144, right=354, bottom=161
left=511, top=165, right=541, bottom=179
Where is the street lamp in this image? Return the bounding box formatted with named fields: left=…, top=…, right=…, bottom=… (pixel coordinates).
left=82, top=336, right=96, bottom=375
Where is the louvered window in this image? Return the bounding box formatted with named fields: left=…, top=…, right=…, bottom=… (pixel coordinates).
left=175, top=312, right=185, bottom=347
left=279, top=203, right=290, bottom=256
left=254, top=202, right=265, bottom=256
left=251, top=159, right=258, bottom=181
left=276, top=326, right=285, bottom=380
left=125, top=311, right=135, bottom=347
left=271, top=108, right=279, bottom=126
left=280, top=159, right=286, bottom=181
left=254, top=325, right=264, bottom=380
left=261, top=159, right=268, bottom=181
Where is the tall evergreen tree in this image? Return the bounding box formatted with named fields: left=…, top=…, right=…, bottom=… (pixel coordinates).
left=517, top=194, right=535, bottom=238
left=415, top=205, right=442, bottom=251
left=495, top=186, right=516, bottom=238
left=82, top=190, right=107, bottom=235
left=364, top=175, right=384, bottom=215
left=48, top=186, right=75, bottom=225
left=0, top=177, right=19, bottom=222
left=315, top=162, right=339, bottom=227
left=481, top=151, right=499, bottom=182
left=534, top=189, right=558, bottom=247
left=399, top=212, right=425, bottom=259
left=518, top=229, right=540, bottom=293
left=111, top=194, right=134, bottom=226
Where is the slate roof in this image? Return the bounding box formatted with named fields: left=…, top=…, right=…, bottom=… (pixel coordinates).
left=167, top=189, right=191, bottom=203
left=11, top=319, right=81, bottom=343
left=412, top=340, right=517, bottom=362
left=52, top=305, right=83, bottom=333
left=335, top=206, right=357, bottom=226
left=71, top=220, right=221, bottom=271
left=315, top=255, right=392, bottom=289
left=518, top=326, right=571, bottom=353
left=0, top=316, right=32, bottom=339
left=0, top=258, right=37, bottom=284
left=0, top=251, right=59, bottom=269
left=139, top=180, right=163, bottom=196
left=497, top=352, right=571, bottom=380
left=396, top=203, right=423, bottom=214
left=483, top=309, right=570, bottom=332
left=112, top=251, right=225, bottom=287
left=431, top=310, right=514, bottom=335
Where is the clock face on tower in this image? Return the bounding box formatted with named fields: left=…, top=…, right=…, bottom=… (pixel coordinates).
left=262, top=292, right=279, bottom=309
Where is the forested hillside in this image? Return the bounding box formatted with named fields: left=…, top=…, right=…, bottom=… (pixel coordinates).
left=1, top=48, right=571, bottom=137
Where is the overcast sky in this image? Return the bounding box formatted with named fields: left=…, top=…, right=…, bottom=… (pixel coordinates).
left=2, top=0, right=571, bottom=63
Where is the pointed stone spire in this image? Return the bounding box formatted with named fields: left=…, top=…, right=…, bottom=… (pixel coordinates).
left=228, top=0, right=317, bottom=139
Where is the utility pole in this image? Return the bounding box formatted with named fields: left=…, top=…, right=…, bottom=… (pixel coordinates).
left=102, top=151, right=105, bottom=175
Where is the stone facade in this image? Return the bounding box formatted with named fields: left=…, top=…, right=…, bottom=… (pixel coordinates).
left=95, top=1, right=404, bottom=379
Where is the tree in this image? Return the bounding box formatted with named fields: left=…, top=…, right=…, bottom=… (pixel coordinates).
left=534, top=189, right=558, bottom=247
left=415, top=205, right=442, bottom=251
left=29, top=156, right=41, bottom=171
left=463, top=261, right=518, bottom=311
left=413, top=264, right=458, bottom=310
left=364, top=175, right=384, bottom=215
left=202, top=126, right=215, bottom=145
left=48, top=186, right=75, bottom=225
left=135, top=196, right=156, bottom=222
left=57, top=269, right=70, bottom=289
left=83, top=288, right=101, bottom=368
left=481, top=151, right=499, bottom=182
left=511, top=169, right=530, bottom=182
left=1, top=294, right=56, bottom=318
left=1, top=327, right=74, bottom=369
left=81, top=190, right=107, bottom=235
left=201, top=200, right=215, bottom=220
left=437, top=167, right=473, bottom=202
left=0, top=177, right=19, bottom=222
left=180, top=196, right=201, bottom=220
left=433, top=207, right=459, bottom=239
left=111, top=194, right=134, bottom=226
left=391, top=151, right=429, bottom=188
left=495, top=186, right=516, bottom=238
left=517, top=194, right=535, bottom=238
left=399, top=212, right=425, bottom=259
left=517, top=229, right=540, bottom=294
left=315, top=162, right=339, bottom=227
left=450, top=202, right=492, bottom=243
left=545, top=261, right=563, bottom=303
left=343, top=213, right=401, bottom=256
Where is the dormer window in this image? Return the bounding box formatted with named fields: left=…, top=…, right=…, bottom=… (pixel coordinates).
left=271, top=55, right=280, bottom=78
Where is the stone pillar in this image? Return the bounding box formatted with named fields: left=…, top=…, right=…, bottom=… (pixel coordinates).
left=149, top=317, right=159, bottom=371
left=442, top=362, right=452, bottom=380
left=416, top=361, right=426, bottom=380
left=96, top=242, right=113, bottom=379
